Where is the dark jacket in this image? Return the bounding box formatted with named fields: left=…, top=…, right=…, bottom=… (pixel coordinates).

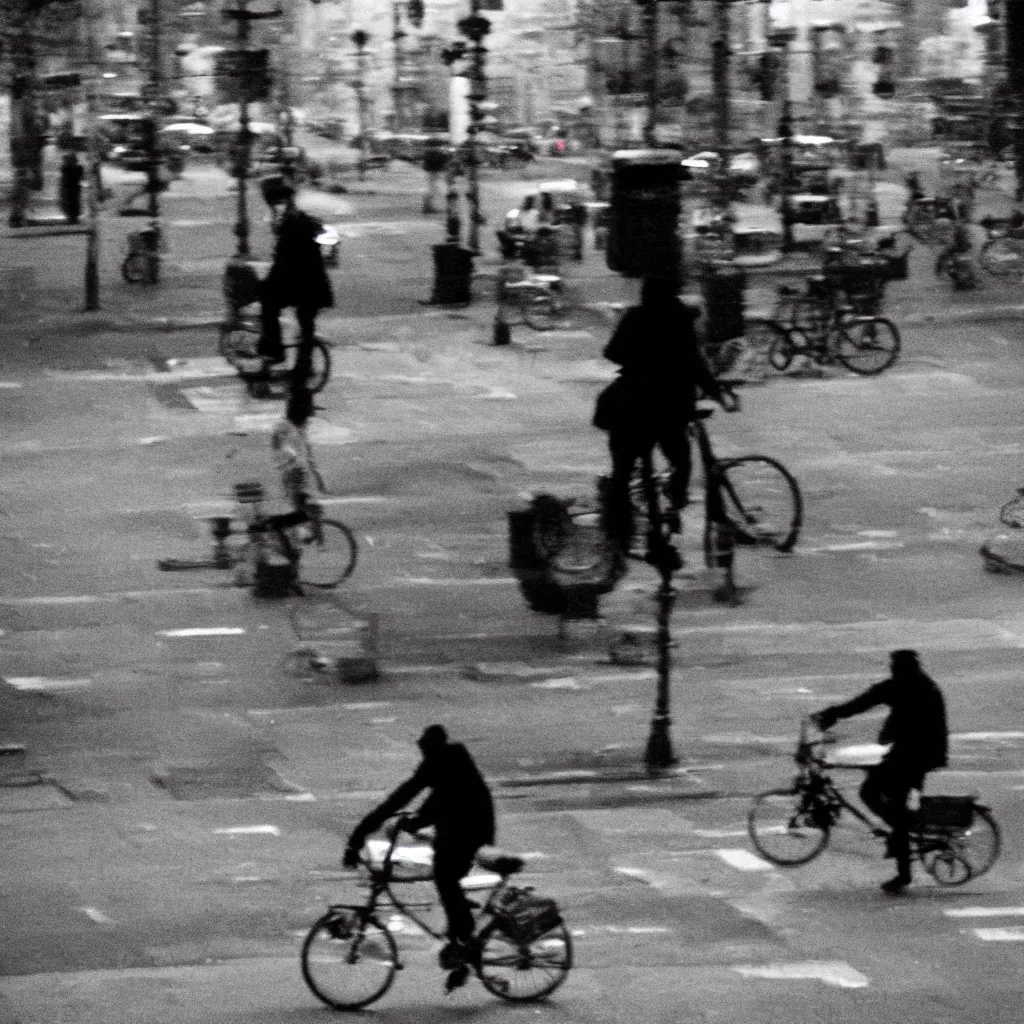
left=819, top=670, right=949, bottom=777
left=351, top=741, right=495, bottom=850
left=263, top=208, right=334, bottom=310
left=602, top=298, right=720, bottom=430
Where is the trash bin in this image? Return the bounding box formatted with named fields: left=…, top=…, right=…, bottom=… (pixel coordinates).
left=430, top=243, right=473, bottom=305
left=702, top=264, right=746, bottom=347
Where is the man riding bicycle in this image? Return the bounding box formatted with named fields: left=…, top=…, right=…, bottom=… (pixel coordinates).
left=343, top=725, right=496, bottom=971
left=811, top=649, right=949, bottom=893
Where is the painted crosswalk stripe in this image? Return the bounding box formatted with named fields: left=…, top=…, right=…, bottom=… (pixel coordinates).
left=214, top=825, right=280, bottom=836
left=159, top=627, right=246, bottom=637
left=4, top=676, right=91, bottom=691
left=973, top=927, right=1024, bottom=941
left=716, top=849, right=774, bottom=872
left=733, top=962, right=869, bottom=988
left=945, top=907, right=1024, bottom=918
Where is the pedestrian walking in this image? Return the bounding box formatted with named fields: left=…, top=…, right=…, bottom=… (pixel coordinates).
left=258, top=175, right=333, bottom=387
left=343, top=724, right=495, bottom=973
left=593, top=274, right=731, bottom=555
left=58, top=152, right=84, bottom=224
left=811, top=649, right=949, bottom=894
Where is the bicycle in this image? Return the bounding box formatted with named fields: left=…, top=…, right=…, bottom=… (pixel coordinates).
left=121, top=226, right=160, bottom=284
left=301, top=814, right=572, bottom=1009
left=218, top=310, right=332, bottom=394
left=158, top=481, right=357, bottom=589
left=980, top=485, right=1024, bottom=573
left=978, top=217, right=1024, bottom=276
left=904, top=197, right=958, bottom=248
left=496, top=268, right=567, bottom=332
left=534, top=383, right=802, bottom=600
left=748, top=718, right=1000, bottom=885
left=760, top=285, right=900, bottom=376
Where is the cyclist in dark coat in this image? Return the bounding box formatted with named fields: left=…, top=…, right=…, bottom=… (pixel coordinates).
left=344, top=725, right=495, bottom=965
left=595, top=274, right=729, bottom=554
left=812, top=649, right=949, bottom=893
left=259, top=176, right=333, bottom=386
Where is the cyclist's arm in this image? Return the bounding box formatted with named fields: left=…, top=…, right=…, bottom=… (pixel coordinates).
left=815, top=679, right=891, bottom=730
left=346, top=766, right=430, bottom=854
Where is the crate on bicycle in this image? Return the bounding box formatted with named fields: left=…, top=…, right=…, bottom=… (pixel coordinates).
left=495, top=886, right=563, bottom=944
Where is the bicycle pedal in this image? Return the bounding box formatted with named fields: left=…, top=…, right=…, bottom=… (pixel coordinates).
left=444, top=966, right=470, bottom=994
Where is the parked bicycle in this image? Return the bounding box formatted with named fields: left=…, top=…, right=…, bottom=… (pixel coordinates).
left=903, top=196, right=958, bottom=248
left=496, top=269, right=567, bottom=331
left=748, top=718, right=1000, bottom=885
left=301, top=814, right=572, bottom=1009
left=750, top=281, right=900, bottom=376
left=533, top=382, right=801, bottom=600
left=978, top=215, right=1024, bottom=276
left=158, top=480, right=357, bottom=589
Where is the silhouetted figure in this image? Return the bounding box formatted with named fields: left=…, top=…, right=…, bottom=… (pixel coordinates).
left=58, top=152, right=84, bottom=224
left=812, top=649, right=949, bottom=894
left=344, top=725, right=495, bottom=967
left=594, top=274, right=728, bottom=554
left=258, top=176, right=333, bottom=386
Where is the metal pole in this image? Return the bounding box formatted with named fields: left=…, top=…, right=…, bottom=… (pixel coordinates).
left=352, top=31, right=369, bottom=181
left=770, top=27, right=796, bottom=253
left=464, top=1, right=487, bottom=255
left=233, top=2, right=252, bottom=258
left=146, top=0, right=163, bottom=280
left=644, top=0, right=658, bottom=146
left=84, top=8, right=101, bottom=309
left=392, top=2, right=404, bottom=131
left=712, top=0, right=730, bottom=211
left=644, top=560, right=677, bottom=773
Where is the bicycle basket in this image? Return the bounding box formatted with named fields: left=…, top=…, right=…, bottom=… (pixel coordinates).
left=497, top=888, right=562, bottom=943
left=915, top=796, right=975, bottom=831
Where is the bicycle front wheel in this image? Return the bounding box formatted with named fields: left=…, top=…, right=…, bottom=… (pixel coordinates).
left=980, top=237, right=1024, bottom=276
left=740, top=318, right=791, bottom=374
left=836, top=317, right=900, bottom=376
left=298, top=519, right=358, bottom=588
left=717, top=456, right=802, bottom=552
left=748, top=788, right=830, bottom=865
left=301, top=910, right=398, bottom=1010
left=304, top=340, right=331, bottom=394
left=476, top=917, right=573, bottom=1002
left=522, top=289, right=560, bottom=331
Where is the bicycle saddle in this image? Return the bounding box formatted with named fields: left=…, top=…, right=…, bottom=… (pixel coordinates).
left=475, top=852, right=525, bottom=876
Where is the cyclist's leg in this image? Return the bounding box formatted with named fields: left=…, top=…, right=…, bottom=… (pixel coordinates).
left=259, top=293, right=286, bottom=364
left=605, top=429, right=646, bottom=552
left=657, top=426, right=692, bottom=522
left=433, top=841, right=478, bottom=951
left=861, top=762, right=915, bottom=882
left=293, top=306, right=318, bottom=388
left=261, top=503, right=309, bottom=563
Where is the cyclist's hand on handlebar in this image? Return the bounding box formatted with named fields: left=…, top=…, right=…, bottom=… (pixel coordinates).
left=718, top=386, right=740, bottom=413
left=342, top=845, right=361, bottom=869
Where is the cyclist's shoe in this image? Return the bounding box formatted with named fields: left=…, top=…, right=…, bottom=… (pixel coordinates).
left=444, top=965, right=470, bottom=994
left=880, top=873, right=911, bottom=894
left=438, top=939, right=474, bottom=970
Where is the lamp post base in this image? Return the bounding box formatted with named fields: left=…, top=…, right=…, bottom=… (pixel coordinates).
left=645, top=713, right=676, bottom=774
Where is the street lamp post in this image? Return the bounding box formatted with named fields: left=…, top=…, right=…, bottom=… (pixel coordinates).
left=351, top=29, right=370, bottom=181
left=458, top=6, right=490, bottom=254
left=768, top=26, right=797, bottom=253
left=222, top=0, right=281, bottom=259
left=142, top=0, right=163, bottom=281
left=643, top=0, right=658, bottom=146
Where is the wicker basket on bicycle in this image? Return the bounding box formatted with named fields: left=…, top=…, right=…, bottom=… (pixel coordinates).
left=494, top=886, right=562, bottom=943
left=910, top=795, right=975, bottom=836
left=222, top=259, right=263, bottom=313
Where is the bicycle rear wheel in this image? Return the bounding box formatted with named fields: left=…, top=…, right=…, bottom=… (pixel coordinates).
left=748, top=788, right=830, bottom=865
left=980, top=237, right=1024, bottom=276
left=717, top=456, right=802, bottom=552
left=950, top=804, right=1001, bottom=880
left=298, top=519, right=358, bottom=588
left=476, top=917, right=573, bottom=1002
left=836, top=317, right=900, bottom=375
left=301, top=910, right=398, bottom=1010
left=218, top=320, right=261, bottom=371
left=741, top=318, right=791, bottom=373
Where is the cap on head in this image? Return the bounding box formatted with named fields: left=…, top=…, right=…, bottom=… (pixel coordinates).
left=418, top=724, right=448, bottom=754
left=261, top=174, right=294, bottom=207
left=890, top=649, right=919, bottom=671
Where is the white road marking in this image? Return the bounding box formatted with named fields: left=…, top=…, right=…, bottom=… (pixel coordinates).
left=594, top=925, right=672, bottom=935
left=4, top=676, right=91, bottom=691
left=47, top=358, right=235, bottom=383
left=0, top=588, right=217, bottom=607
left=801, top=540, right=904, bottom=553
left=159, top=627, right=246, bottom=637
left=691, top=828, right=749, bottom=839
left=282, top=792, right=316, bottom=802
left=0, top=381, right=24, bottom=388
left=614, top=867, right=651, bottom=881
left=973, top=927, right=1024, bottom=941
left=716, top=849, right=774, bottom=872
left=342, top=702, right=392, bottom=710
left=945, top=908, right=1024, bottom=918
left=214, top=825, right=280, bottom=836
left=953, top=732, right=1024, bottom=741
left=733, top=962, right=870, bottom=988
left=391, top=576, right=518, bottom=587
left=531, top=678, right=585, bottom=690
left=80, top=907, right=113, bottom=924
